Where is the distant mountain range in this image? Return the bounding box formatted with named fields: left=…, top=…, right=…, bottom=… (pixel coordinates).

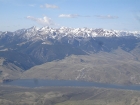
left=0, top=26, right=140, bottom=84
left=1, top=26, right=140, bottom=40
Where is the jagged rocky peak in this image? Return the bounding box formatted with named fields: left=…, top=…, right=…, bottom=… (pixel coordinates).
left=26, top=26, right=140, bottom=37
left=39, top=26, right=50, bottom=31
left=1, top=26, right=140, bottom=40
left=28, top=26, right=39, bottom=31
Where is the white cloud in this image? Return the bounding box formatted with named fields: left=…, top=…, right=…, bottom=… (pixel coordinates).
left=59, top=14, right=92, bottom=18
left=95, top=15, right=118, bottom=19
left=59, top=14, right=80, bottom=18
left=26, top=16, right=55, bottom=26
left=40, top=4, right=58, bottom=9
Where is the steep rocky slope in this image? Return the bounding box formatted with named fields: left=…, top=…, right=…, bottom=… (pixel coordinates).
left=21, top=48, right=140, bottom=85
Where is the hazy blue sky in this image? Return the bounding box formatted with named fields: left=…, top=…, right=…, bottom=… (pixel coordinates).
left=0, top=0, right=140, bottom=31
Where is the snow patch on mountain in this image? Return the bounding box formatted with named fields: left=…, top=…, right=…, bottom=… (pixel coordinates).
left=0, top=26, right=140, bottom=41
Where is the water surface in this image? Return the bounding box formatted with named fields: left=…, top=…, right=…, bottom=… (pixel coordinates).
left=2, top=79, right=140, bottom=90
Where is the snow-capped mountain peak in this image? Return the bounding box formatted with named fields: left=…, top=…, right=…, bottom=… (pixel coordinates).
left=0, top=26, right=140, bottom=41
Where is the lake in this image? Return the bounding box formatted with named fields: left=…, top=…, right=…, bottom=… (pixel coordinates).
left=2, top=79, right=140, bottom=90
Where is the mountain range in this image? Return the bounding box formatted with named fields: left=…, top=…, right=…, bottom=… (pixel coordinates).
left=0, top=26, right=140, bottom=84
